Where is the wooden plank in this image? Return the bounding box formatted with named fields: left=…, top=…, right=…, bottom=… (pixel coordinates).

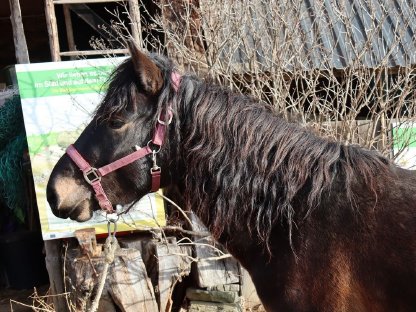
left=59, top=49, right=128, bottom=56
left=240, top=268, right=262, bottom=311
left=140, top=239, right=159, bottom=294
left=9, top=0, right=29, bottom=63
left=109, top=248, right=158, bottom=312
left=97, top=295, right=117, bottom=312
left=209, top=284, right=240, bottom=292
left=128, top=0, right=142, bottom=45
left=54, top=0, right=126, bottom=4
left=45, top=0, right=61, bottom=61
left=190, top=213, right=240, bottom=288
left=65, top=247, right=106, bottom=311
left=141, top=238, right=192, bottom=312
left=63, top=4, right=76, bottom=60
left=65, top=245, right=158, bottom=312
left=156, top=238, right=192, bottom=312
left=186, top=287, right=239, bottom=303
left=188, top=300, right=242, bottom=312
left=44, top=240, right=69, bottom=312
left=68, top=4, right=118, bottom=41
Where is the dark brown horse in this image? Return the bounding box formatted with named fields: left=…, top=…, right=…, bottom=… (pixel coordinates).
left=47, top=43, right=416, bottom=311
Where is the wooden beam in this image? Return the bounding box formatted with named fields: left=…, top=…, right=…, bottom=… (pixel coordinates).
left=45, top=0, right=61, bottom=61
left=63, top=4, right=76, bottom=60
left=109, top=249, right=159, bottom=311
left=128, top=0, right=142, bottom=46
left=69, top=4, right=119, bottom=41
left=59, top=48, right=128, bottom=56
left=156, top=238, right=192, bottom=311
left=54, top=0, right=127, bottom=4
left=44, top=240, right=69, bottom=312
left=9, top=0, right=29, bottom=64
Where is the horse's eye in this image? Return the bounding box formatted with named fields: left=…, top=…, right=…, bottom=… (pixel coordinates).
left=108, top=119, right=125, bottom=129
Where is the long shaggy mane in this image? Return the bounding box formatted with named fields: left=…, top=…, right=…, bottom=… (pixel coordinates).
left=97, top=53, right=394, bottom=247
left=176, top=75, right=394, bottom=246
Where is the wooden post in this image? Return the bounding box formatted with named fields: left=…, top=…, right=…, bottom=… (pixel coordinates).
left=63, top=4, right=76, bottom=60
left=155, top=238, right=192, bottom=312
left=44, top=240, right=69, bottom=312
left=139, top=237, right=192, bottom=312
left=9, top=0, right=29, bottom=63
left=65, top=241, right=158, bottom=311
left=128, top=0, right=142, bottom=46
left=45, top=0, right=61, bottom=61
left=109, top=248, right=159, bottom=311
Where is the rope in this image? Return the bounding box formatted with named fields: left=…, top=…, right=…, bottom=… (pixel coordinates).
left=88, top=225, right=118, bottom=312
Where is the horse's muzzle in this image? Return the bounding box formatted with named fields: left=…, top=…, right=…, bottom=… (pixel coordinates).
left=46, top=174, right=94, bottom=221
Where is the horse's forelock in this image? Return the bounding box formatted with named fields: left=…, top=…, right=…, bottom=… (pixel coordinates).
left=95, top=54, right=176, bottom=123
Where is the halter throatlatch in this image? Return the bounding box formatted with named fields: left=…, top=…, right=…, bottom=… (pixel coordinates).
left=66, top=72, right=181, bottom=214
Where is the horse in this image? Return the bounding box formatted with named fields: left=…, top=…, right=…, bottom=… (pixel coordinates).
left=46, top=42, right=416, bottom=311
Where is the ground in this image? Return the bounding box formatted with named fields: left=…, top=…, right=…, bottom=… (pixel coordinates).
left=0, top=284, right=49, bottom=312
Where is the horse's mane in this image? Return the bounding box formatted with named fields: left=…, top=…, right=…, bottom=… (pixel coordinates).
left=176, top=74, right=393, bottom=247
left=97, top=54, right=394, bottom=247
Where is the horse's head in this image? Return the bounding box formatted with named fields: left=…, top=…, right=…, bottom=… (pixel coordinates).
left=46, top=43, right=180, bottom=221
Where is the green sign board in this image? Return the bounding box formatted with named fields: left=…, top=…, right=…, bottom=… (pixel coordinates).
left=17, top=66, right=114, bottom=99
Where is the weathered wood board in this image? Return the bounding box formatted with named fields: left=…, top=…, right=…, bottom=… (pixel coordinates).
left=186, top=287, right=239, bottom=303
left=139, top=237, right=193, bottom=312
left=44, top=240, right=69, bottom=312
left=65, top=244, right=158, bottom=312
left=240, top=267, right=263, bottom=311
left=190, top=214, right=240, bottom=288
left=109, top=247, right=158, bottom=312
left=188, top=300, right=242, bottom=312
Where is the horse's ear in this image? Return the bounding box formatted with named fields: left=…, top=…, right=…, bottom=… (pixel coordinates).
left=127, top=40, right=163, bottom=95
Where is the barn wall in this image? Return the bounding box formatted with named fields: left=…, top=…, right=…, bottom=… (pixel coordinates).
left=0, top=1, right=50, bottom=71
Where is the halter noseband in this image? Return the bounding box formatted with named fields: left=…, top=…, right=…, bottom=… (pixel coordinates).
left=66, top=72, right=181, bottom=214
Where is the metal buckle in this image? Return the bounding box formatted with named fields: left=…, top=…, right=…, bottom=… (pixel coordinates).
left=150, top=167, right=161, bottom=174
left=83, top=168, right=101, bottom=185
left=147, top=140, right=161, bottom=153
left=151, top=150, right=161, bottom=173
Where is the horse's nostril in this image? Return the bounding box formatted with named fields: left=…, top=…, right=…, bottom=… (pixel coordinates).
left=46, top=190, right=58, bottom=211
left=46, top=191, right=70, bottom=218
left=57, top=209, right=70, bottom=219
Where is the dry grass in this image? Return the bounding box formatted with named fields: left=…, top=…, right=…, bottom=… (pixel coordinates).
left=0, top=286, right=59, bottom=312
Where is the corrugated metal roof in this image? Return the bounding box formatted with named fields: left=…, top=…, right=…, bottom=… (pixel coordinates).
left=222, top=0, right=416, bottom=70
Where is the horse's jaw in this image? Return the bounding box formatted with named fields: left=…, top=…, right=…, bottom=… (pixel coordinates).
left=67, top=199, right=94, bottom=222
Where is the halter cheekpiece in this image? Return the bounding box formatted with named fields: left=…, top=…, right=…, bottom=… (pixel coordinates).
left=66, top=72, right=181, bottom=214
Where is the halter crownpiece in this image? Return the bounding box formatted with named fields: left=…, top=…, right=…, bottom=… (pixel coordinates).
left=66, top=72, right=181, bottom=214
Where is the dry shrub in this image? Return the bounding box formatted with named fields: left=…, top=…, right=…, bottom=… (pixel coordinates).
left=91, top=0, right=416, bottom=166
left=142, top=0, right=416, bottom=166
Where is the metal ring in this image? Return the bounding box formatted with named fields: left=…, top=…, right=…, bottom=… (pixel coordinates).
left=106, top=212, right=119, bottom=223
left=147, top=140, right=161, bottom=153
left=157, top=108, right=173, bottom=125
left=107, top=219, right=118, bottom=237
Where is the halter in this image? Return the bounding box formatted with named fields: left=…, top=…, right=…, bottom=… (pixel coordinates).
left=66, top=72, right=181, bottom=214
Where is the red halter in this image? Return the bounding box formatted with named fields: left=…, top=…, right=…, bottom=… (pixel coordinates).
left=66, top=72, right=181, bottom=214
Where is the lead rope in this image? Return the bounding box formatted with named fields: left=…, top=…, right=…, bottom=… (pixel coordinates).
left=88, top=217, right=119, bottom=312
